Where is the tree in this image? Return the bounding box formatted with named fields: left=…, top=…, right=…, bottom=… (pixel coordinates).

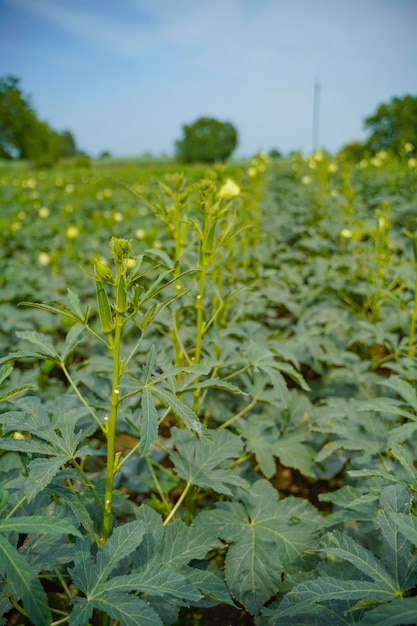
left=176, top=117, right=238, bottom=163
left=336, top=140, right=368, bottom=164
left=0, top=75, right=79, bottom=165
left=0, top=75, right=38, bottom=159
left=364, top=94, right=417, bottom=156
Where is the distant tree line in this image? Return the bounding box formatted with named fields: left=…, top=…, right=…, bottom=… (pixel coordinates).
left=0, top=75, right=82, bottom=167
left=338, top=94, right=417, bottom=162
left=1, top=75, right=416, bottom=167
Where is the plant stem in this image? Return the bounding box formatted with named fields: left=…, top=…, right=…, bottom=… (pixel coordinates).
left=61, top=363, right=103, bottom=431
left=163, top=481, right=192, bottom=525
left=70, top=459, right=104, bottom=511
left=5, top=495, right=27, bottom=519
left=217, top=398, right=257, bottom=430
left=408, top=276, right=417, bottom=356
left=101, top=314, right=122, bottom=544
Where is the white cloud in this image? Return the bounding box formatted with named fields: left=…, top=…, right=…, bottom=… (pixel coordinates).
left=6, top=0, right=156, bottom=57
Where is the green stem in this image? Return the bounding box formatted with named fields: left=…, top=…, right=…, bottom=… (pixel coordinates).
left=101, top=314, right=122, bottom=544
left=217, top=398, right=257, bottom=430
left=61, top=363, right=103, bottom=432
left=163, top=481, right=192, bottom=525
left=408, top=276, right=417, bottom=356
left=145, top=456, right=171, bottom=513
left=71, top=459, right=104, bottom=511
left=5, top=495, right=27, bottom=519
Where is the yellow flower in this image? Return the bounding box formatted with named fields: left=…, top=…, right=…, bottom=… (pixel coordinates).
left=66, top=225, right=80, bottom=239
left=370, top=157, right=382, bottom=167
left=340, top=228, right=353, bottom=238
left=404, top=142, right=414, bottom=153
left=65, top=184, right=75, bottom=193
left=301, top=175, right=311, bottom=185
left=38, top=252, right=51, bottom=265
left=38, top=207, right=50, bottom=218
left=327, top=163, right=338, bottom=173
left=127, top=258, right=136, bottom=269
left=153, top=240, right=163, bottom=249
left=113, top=212, right=124, bottom=223
left=218, top=179, right=240, bottom=199
left=247, top=166, right=258, bottom=177
left=135, top=228, right=146, bottom=240
left=408, top=157, right=417, bottom=169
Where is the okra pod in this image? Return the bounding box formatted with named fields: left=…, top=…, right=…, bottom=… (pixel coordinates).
left=116, top=274, right=128, bottom=313
left=96, top=281, right=114, bottom=334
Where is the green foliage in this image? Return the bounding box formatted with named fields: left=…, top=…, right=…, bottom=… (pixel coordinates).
left=364, top=94, right=417, bottom=157
left=0, top=75, right=79, bottom=166
left=1, top=151, right=417, bottom=624
left=175, top=116, right=238, bottom=163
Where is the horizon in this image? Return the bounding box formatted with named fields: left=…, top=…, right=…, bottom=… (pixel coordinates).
left=1, top=0, right=416, bottom=158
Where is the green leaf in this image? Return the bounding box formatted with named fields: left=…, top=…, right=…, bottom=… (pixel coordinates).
left=96, top=565, right=201, bottom=602
left=389, top=513, right=417, bottom=548
left=0, top=534, right=51, bottom=626
left=68, top=538, right=98, bottom=595
left=94, top=520, right=145, bottom=589
left=389, top=444, right=417, bottom=484
left=0, top=437, right=53, bottom=455
left=0, top=515, right=81, bottom=538
left=0, top=491, right=8, bottom=517
left=275, top=578, right=395, bottom=620
left=140, top=386, right=158, bottom=455
left=318, top=530, right=397, bottom=589
left=356, top=597, right=417, bottom=625
left=19, top=300, right=84, bottom=324
left=68, top=597, right=94, bottom=626
left=380, top=376, right=417, bottom=414
left=143, top=345, right=157, bottom=383
left=170, top=427, right=248, bottom=496
left=25, top=456, right=67, bottom=501
left=60, top=323, right=85, bottom=363
left=181, top=565, right=234, bottom=606
left=15, top=330, right=59, bottom=359
left=377, top=485, right=417, bottom=592
left=151, top=386, right=203, bottom=435
left=161, top=518, right=224, bottom=566
left=196, top=479, right=321, bottom=614
left=66, top=288, right=86, bottom=321
left=0, top=384, right=37, bottom=402
left=46, top=485, right=95, bottom=535
left=0, top=364, right=12, bottom=385
left=93, top=593, right=163, bottom=626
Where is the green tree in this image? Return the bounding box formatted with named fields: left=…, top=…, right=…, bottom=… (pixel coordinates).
left=364, top=94, right=417, bottom=156
left=0, top=75, right=79, bottom=165
left=176, top=117, right=238, bottom=163
left=337, top=140, right=368, bottom=163
left=0, top=75, right=38, bottom=159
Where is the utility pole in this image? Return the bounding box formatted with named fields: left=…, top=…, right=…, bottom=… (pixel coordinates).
left=312, top=80, right=320, bottom=152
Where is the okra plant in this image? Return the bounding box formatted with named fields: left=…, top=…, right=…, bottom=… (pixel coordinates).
left=2, top=153, right=417, bottom=625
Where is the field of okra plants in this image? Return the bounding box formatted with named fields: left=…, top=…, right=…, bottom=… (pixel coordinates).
left=1, top=148, right=417, bottom=626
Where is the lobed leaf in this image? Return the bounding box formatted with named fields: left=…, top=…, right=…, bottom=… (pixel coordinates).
left=0, top=515, right=81, bottom=538
left=0, top=534, right=51, bottom=626
left=170, top=427, right=248, bottom=495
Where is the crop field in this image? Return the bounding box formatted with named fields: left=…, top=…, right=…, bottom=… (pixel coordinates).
left=1, top=151, right=417, bottom=625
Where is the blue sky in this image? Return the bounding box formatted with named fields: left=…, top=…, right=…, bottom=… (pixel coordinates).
left=1, top=0, right=416, bottom=158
